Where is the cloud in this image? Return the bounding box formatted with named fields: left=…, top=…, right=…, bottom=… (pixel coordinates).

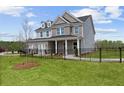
left=96, top=20, right=112, bottom=24
left=28, top=21, right=36, bottom=26
left=71, top=7, right=111, bottom=24
left=26, top=12, right=36, bottom=18
left=96, top=28, right=117, bottom=33
left=0, top=6, right=25, bottom=17
left=105, top=6, right=123, bottom=18
left=0, top=32, right=17, bottom=37
left=71, top=6, right=124, bottom=24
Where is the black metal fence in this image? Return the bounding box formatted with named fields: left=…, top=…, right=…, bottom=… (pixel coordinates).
left=20, top=47, right=124, bottom=63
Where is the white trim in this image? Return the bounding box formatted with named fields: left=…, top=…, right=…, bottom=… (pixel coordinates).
left=63, top=11, right=83, bottom=23
left=57, top=27, right=64, bottom=35
left=52, top=16, right=70, bottom=25
left=65, top=40, right=67, bottom=56
left=46, top=21, right=52, bottom=27
left=55, top=40, right=58, bottom=54
left=77, top=39, right=80, bottom=56
left=59, top=16, right=70, bottom=24
left=74, top=26, right=80, bottom=34
left=41, top=22, right=46, bottom=28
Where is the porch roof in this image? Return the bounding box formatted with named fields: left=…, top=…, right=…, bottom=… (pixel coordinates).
left=27, top=35, right=82, bottom=43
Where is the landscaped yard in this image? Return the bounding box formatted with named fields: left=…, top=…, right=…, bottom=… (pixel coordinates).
left=1, top=56, right=124, bottom=85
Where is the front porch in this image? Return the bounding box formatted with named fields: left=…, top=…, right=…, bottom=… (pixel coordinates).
left=50, top=39, right=81, bottom=56
left=28, top=35, right=82, bottom=56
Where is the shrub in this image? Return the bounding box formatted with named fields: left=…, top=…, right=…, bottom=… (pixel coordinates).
left=0, top=47, right=5, bottom=53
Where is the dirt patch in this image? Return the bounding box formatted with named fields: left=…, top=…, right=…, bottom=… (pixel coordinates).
left=14, top=61, right=40, bottom=70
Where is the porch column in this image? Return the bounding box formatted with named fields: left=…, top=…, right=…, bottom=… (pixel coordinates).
left=55, top=40, right=58, bottom=54
left=77, top=39, right=80, bottom=56
left=65, top=40, right=67, bottom=56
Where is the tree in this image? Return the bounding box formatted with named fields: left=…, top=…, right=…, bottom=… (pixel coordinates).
left=21, top=19, right=34, bottom=57
left=96, top=40, right=124, bottom=48
left=21, top=19, right=33, bottom=49
left=22, top=19, right=33, bottom=42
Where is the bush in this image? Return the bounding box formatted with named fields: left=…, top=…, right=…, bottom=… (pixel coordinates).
left=0, top=47, right=5, bottom=53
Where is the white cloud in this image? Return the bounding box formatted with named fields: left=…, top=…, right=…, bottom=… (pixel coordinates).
left=95, top=20, right=112, bottom=24
left=71, top=8, right=111, bottom=24
left=105, top=6, right=122, bottom=18
left=28, top=21, right=35, bottom=26
left=0, top=32, right=17, bottom=37
left=71, top=6, right=124, bottom=24
left=0, top=6, right=25, bottom=17
left=26, top=12, right=36, bottom=18
left=88, top=6, right=104, bottom=11
left=96, top=28, right=117, bottom=33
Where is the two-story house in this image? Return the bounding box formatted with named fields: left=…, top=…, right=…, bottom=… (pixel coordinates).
left=27, top=11, right=95, bottom=56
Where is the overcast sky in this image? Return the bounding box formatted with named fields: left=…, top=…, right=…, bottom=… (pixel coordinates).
left=0, top=6, right=124, bottom=42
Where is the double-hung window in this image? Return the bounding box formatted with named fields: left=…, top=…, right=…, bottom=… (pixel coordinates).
left=46, top=30, right=49, bottom=37
left=57, top=27, right=64, bottom=35
left=74, top=26, right=80, bottom=34
left=40, top=32, right=42, bottom=37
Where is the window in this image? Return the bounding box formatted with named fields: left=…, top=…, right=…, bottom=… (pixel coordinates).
left=57, top=27, right=64, bottom=35
left=46, top=30, right=49, bottom=37
left=40, top=32, right=42, bottom=37
left=74, top=26, right=80, bottom=34
left=57, top=28, right=60, bottom=35
left=61, top=27, right=64, bottom=35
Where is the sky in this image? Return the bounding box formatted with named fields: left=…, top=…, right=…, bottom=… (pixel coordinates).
left=0, top=6, right=124, bottom=42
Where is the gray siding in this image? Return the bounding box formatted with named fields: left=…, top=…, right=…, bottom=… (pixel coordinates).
left=81, top=17, right=95, bottom=52
left=71, top=25, right=83, bottom=37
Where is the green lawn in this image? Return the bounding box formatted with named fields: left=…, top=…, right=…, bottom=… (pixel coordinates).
left=1, top=56, right=124, bottom=86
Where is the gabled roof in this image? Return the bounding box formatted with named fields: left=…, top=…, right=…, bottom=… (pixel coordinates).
left=35, top=27, right=51, bottom=32
left=35, top=27, right=42, bottom=32
left=52, top=16, right=70, bottom=25
left=35, top=11, right=95, bottom=34
left=78, top=15, right=91, bottom=22
left=63, top=11, right=83, bottom=23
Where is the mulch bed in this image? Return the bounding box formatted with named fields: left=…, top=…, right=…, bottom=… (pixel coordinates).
left=14, top=61, right=40, bottom=70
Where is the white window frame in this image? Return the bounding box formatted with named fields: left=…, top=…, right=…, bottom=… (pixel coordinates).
left=74, top=26, right=80, bottom=34
left=57, top=27, right=64, bottom=35
left=46, top=29, right=49, bottom=37
left=40, top=32, right=43, bottom=37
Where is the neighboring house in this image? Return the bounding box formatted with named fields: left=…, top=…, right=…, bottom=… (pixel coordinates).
left=27, top=11, right=95, bottom=56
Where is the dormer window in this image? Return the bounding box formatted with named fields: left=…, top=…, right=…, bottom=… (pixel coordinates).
left=57, top=27, right=64, bottom=35
left=41, top=22, right=46, bottom=28
left=74, top=26, right=80, bottom=34
left=47, top=21, right=52, bottom=28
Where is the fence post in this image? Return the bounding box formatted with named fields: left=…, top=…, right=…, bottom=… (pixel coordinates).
left=99, top=48, right=102, bottom=63
left=50, top=49, right=52, bottom=59
left=119, top=47, right=122, bottom=63
left=80, top=48, right=81, bottom=61
left=64, top=48, right=65, bottom=60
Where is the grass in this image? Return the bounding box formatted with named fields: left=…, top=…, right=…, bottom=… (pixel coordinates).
left=1, top=56, right=124, bottom=86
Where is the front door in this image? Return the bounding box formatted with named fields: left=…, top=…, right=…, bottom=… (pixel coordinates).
left=73, top=42, right=77, bottom=50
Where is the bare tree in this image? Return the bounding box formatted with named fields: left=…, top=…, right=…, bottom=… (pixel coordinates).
left=22, top=19, right=33, bottom=41
left=21, top=19, right=34, bottom=56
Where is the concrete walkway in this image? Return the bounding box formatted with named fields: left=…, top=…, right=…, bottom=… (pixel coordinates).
left=0, top=52, right=5, bottom=56
left=65, top=55, right=124, bottom=62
